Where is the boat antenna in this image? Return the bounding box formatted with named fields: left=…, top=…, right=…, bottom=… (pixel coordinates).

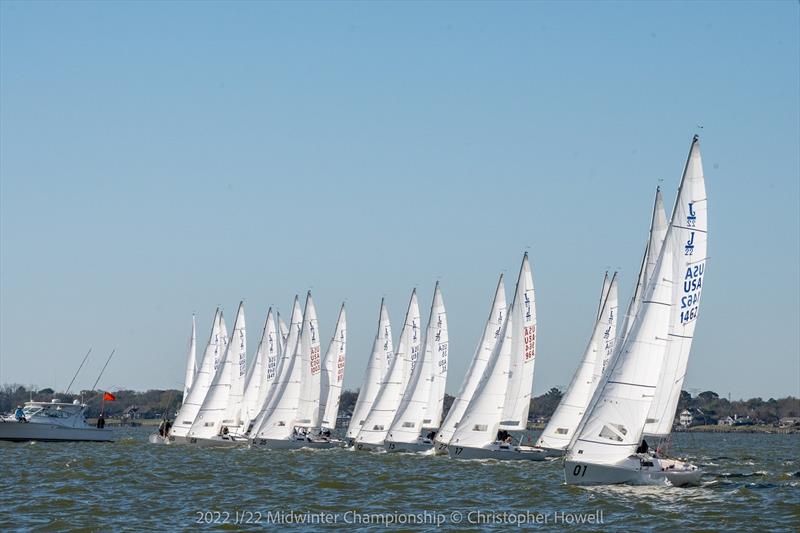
left=91, top=349, right=116, bottom=392
left=65, top=348, right=92, bottom=395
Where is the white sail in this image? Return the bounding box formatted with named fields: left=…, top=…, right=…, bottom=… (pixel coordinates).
left=644, top=136, right=708, bottom=437
left=182, top=315, right=197, bottom=401
left=436, top=275, right=506, bottom=446
left=253, top=345, right=302, bottom=440
left=594, top=274, right=618, bottom=381
left=500, top=253, right=537, bottom=430
left=277, top=312, right=289, bottom=356
left=449, top=293, right=513, bottom=448
left=223, top=303, right=247, bottom=428
left=356, top=290, right=421, bottom=446
left=320, top=304, right=347, bottom=429
left=295, top=292, right=322, bottom=428
left=536, top=273, right=618, bottom=451
left=346, top=299, right=393, bottom=439
left=189, top=303, right=245, bottom=439
left=423, top=284, right=449, bottom=430
left=566, top=243, right=675, bottom=465
left=387, top=284, right=447, bottom=443
left=170, top=309, right=221, bottom=439
left=240, top=308, right=275, bottom=432
left=619, top=188, right=668, bottom=345
left=251, top=297, right=302, bottom=436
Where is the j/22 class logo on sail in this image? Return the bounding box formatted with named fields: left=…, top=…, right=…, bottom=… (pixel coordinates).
left=680, top=262, right=704, bottom=324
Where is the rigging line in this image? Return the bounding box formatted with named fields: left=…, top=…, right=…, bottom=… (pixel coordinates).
left=65, top=348, right=92, bottom=395
left=91, top=349, right=116, bottom=392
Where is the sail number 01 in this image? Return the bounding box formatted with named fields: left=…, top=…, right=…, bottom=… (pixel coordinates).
left=573, top=464, right=587, bottom=477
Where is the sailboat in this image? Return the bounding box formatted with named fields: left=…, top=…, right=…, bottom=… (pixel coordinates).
left=168, top=308, right=226, bottom=444
left=434, top=275, right=506, bottom=454
left=354, top=290, right=421, bottom=450
left=385, top=283, right=449, bottom=452
left=565, top=136, right=707, bottom=485
left=238, top=308, right=277, bottom=436
left=149, top=315, right=198, bottom=444
left=533, top=273, right=618, bottom=456
left=248, top=297, right=303, bottom=443
left=315, top=304, right=347, bottom=444
left=251, top=292, right=332, bottom=449
left=184, top=302, right=246, bottom=446
left=447, top=253, right=545, bottom=460
left=346, top=299, right=393, bottom=443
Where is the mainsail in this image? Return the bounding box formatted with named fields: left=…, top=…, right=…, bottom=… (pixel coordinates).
left=566, top=242, right=675, bottom=465
left=644, top=136, right=708, bottom=437
left=346, top=299, right=393, bottom=440
left=240, top=308, right=275, bottom=433
left=387, top=283, right=447, bottom=443
left=536, top=273, right=618, bottom=451
left=435, top=274, right=506, bottom=447
left=499, top=253, right=537, bottom=430
left=319, top=304, right=347, bottom=430
left=449, top=252, right=534, bottom=447
left=355, top=290, right=421, bottom=446
left=189, top=303, right=244, bottom=439
left=618, top=188, right=668, bottom=345
left=295, top=292, right=322, bottom=428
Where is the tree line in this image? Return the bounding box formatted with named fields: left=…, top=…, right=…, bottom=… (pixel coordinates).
left=1, top=384, right=797, bottom=425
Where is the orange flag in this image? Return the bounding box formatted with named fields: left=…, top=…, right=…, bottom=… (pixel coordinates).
left=103, top=392, right=116, bottom=401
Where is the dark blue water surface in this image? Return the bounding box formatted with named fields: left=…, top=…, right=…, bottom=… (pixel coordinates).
left=1, top=429, right=798, bottom=531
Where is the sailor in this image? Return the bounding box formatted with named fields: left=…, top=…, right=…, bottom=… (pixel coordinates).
left=158, top=419, right=167, bottom=437
left=14, top=405, right=26, bottom=422
left=97, top=413, right=106, bottom=429
left=636, top=439, right=649, bottom=454
left=426, top=430, right=436, bottom=441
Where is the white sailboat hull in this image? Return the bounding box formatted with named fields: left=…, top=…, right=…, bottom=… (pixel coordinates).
left=447, top=442, right=547, bottom=461
left=250, top=436, right=337, bottom=450
left=565, top=455, right=703, bottom=486
left=0, top=422, right=113, bottom=442
left=167, top=434, right=247, bottom=447
left=384, top=437, right=434, bottom=453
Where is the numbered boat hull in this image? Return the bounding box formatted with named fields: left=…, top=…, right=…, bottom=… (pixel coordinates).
left=250, top=437, right=337, bottom=450
left=565, top=456, right=703, bottom=486
left=384, top=439, right=434, bottom=453
left=447, top=443, right=547, bottom=461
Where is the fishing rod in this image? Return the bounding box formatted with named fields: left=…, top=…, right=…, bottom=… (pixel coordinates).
left=91, top=349, right=116, bottom=392
left=64, top=348, right=92, bottom=395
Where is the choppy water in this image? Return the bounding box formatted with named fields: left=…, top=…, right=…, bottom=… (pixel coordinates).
left=1, top=429, right=798, bottom=531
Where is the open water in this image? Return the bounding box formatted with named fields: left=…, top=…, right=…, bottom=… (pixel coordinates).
left=0, top=429, right=798, bottom=531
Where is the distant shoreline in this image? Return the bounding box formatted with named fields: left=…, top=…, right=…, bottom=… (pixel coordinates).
left=674, top=424, right=799, bottom=434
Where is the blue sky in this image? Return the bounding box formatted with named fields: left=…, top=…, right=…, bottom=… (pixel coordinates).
left=1, top=1, right=797, bottom=400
